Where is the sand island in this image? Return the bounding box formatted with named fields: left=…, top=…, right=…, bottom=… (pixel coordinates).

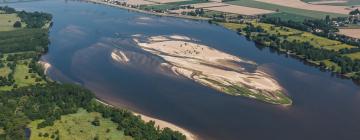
left=132, top=35, right=292, bottom=105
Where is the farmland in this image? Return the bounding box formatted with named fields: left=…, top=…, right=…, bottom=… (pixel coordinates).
left=227, top=0, right=347, bottom=19
left=338, top=28, right=360, bottom=39
left=301, top=0, right=360, bottom=6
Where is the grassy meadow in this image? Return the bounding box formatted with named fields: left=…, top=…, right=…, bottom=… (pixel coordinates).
left=28, top=109, right=132, bottom=140
left=0, top=12, right=25, bottom=31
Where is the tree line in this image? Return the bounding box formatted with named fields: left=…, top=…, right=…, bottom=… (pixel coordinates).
left=240, top=23, right=360, bottom=80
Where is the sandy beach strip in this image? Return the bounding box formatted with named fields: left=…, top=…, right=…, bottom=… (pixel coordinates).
left=95, top=99, right=197, bottom=140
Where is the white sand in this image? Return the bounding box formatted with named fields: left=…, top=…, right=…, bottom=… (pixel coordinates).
left=134, top=35, right=285, bottom=101
left=96, top=99, right=197, bottom=140
left=38, top=61, right=51, bottom=74
left=338, top=29, right=360, bottom=39
left=204, top=4, right=275, bottom=15
left=133, top=112, right=197, bottom=140
left=111, top=49, right=130, bottom=63
left=255, top=0, right=358, bottom=14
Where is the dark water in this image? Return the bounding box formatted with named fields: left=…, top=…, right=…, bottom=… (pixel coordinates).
left=2, top=0, right=360, bottom=140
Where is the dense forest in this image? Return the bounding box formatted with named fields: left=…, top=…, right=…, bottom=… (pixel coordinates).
left=0, top=83, right=186, bottom=140
left=0, top=6, right=186, bottom=140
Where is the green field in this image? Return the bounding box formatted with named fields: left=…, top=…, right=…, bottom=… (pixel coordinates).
left=0, top=11, right=49, bottom=91
left=226, top=0, right=347, bottom=19
left=13, top=62, right=45, bottom=87
left=0, top=13, right=24, bottom=31
left=221, top=22, right=355, bottom=51
left=28, top=108, right=132, bottom=140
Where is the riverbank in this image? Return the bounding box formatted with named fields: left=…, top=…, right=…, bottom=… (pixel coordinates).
left=95, top=99, right=197, bottom=140
left=87, top=0, right=210, bottom=21
left=218, top=21, right=360, bottom=82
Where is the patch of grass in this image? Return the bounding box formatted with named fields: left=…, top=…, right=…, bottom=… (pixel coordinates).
left=320, top=59, right=341, bottom=72
left=0, top=12, right=25, bottom=31
left=13, top=62, right=45, bottom=87
left=28, top=108, right=132, bottom=140
left=346, top=52, right=360, bottom=60
left=227, top=0, right=347, bottom=19
left=0, top=66, right=11, bottom=77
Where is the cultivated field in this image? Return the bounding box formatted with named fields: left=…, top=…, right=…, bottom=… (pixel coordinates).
left=227, top=0, right=347, bottom=19
left=204, top=4, right=275, bottom=15
left=126, top=0, right=156, bottom=5
left=338, top=29, right=360, bottom=39
left=0, top=13, right=22, bottom=31
left=28, top=109, right=132, bottom=140
left=255, top=0, right=358, bottom=14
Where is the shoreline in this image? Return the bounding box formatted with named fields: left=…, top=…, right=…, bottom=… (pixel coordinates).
left=95, top=98, right=198, bottom=140
left=86, top=0, right=210, bottom=21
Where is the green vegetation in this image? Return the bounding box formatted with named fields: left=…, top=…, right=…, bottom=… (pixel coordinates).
left=346, top=52, right=360, bottom=60
left=0, top=13, right=24, bottom=31
left=219, top=21, right=360, bottom=80
left=28, top=108, right=132, bottom=140
left=0, top=7, right=186, bottom=140
left=226, top=0, right=347, bottom=19
left=221, top=22, right=354, bottom=51
left=202, top=77, right=292, bottom=105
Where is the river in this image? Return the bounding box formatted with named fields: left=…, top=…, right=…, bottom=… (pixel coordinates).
left=2, top=0, right=360, bottom=140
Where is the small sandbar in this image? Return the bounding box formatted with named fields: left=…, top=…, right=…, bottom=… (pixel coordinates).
left=111, top=49, right=130, bottom=64
left=38, top=60, right=52, bottom=74
left=133, top=35, right=292, bottom=105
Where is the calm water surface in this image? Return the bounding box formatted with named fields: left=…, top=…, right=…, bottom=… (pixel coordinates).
left=3, top=1, right=360, bottom=140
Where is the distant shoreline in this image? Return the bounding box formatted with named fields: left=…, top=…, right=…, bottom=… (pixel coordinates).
left=86, top=0, right=210, bottom=21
